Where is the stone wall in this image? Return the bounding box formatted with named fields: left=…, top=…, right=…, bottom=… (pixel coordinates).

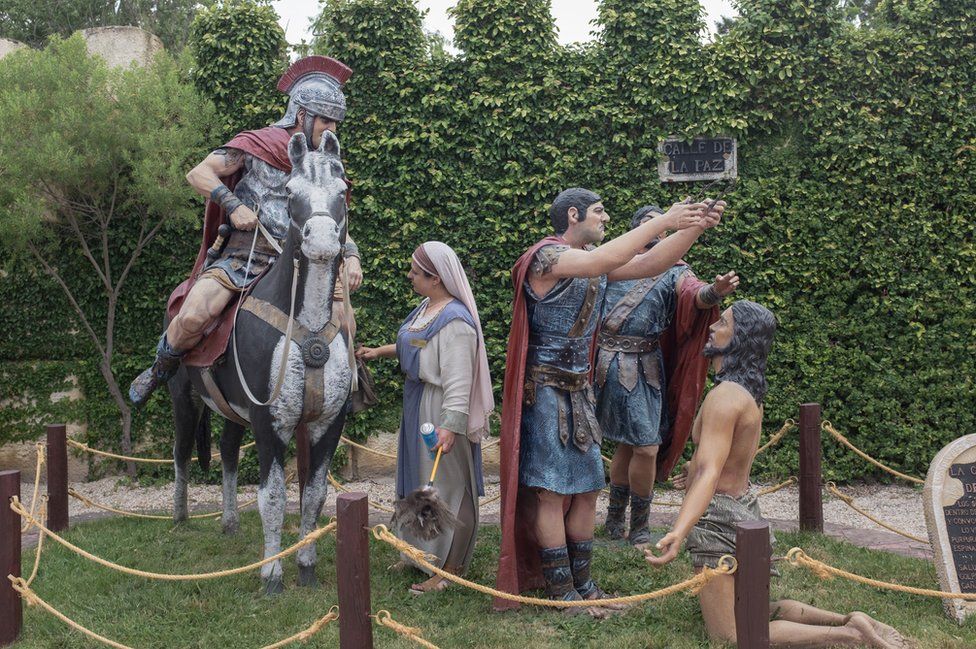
left=80, top=26, right=163, bottom=69
left=0, top=38, right=26, bottom=59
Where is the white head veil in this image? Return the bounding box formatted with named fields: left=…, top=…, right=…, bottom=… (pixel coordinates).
left=412, top=241, right=494, bottom=442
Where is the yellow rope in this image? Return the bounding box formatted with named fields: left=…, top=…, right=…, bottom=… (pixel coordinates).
left=340, top=436, right=397, bottom=460
left=756, top=419, right=796, bottom=455
left=372, top=610, right=439, bottom=649
left=9, top=576, right=133, bottom=649
left=327, top=473, right=395, bottom=514
left=826, top=483, right=929, bottom=544
left=66, top=439, right=256, bottom=465
left=68, top=488, right=262, bottom=521
left=480, top=438, right=500, bottom=451
left=10, top=576, right=339, bottom=649
left=372, top=525, right=734, bottom=607
left=67, top=470, right=297, bottom=521
left=479, top=493, right=500, bottom=507
left=822, top=422, right=924, bottom=484
left=758, top=476, right=797, bottom=496
left=260, top=606, right=339, bottom=649
left=25, top=498, right=48, bottom=587
left=21, top=442, right=46, bottom=532
left=11, top=497, right=335, bottom=582
left=787, top=548, right=976, bottom=599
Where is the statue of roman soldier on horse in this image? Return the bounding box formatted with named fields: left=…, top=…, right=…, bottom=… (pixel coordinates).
left=128, top=56, right=365, bottom=594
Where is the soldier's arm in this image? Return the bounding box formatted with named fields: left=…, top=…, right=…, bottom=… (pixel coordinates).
left=546, top=204, right=702, bottom=279
left=609, top=201, right=725, bottom=282
left=186, top=147, right=246, bottom=198
left=185, top=148, right=257, bottom=231
left=343, top=234, right=362, bottom=292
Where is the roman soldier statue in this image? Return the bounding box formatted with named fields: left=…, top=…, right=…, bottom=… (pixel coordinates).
left=129, top=55, right=363, bottom=406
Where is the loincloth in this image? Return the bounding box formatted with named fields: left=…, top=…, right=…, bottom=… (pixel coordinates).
left=685, top=489, right=777, bottom=574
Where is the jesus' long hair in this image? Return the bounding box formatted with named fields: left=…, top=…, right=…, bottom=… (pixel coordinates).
left=711, top=301, right=776, bottom=405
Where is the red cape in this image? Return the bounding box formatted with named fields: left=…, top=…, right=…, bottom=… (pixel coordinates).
left=494, top=235, right=566, bottom=611
left=656, top=269, right=717, bottom=478
left=167, top=127, right=292, bottom=367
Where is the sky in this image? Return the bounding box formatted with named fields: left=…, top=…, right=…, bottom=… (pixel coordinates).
left=272, top=0, right=738, bottom=48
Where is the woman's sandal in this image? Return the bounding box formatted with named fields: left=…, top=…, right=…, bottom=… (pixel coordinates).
left=409, top=565, right=459, bottom=595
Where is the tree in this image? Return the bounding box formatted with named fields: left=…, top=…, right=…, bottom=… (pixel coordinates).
left=0, top=35, right=214, bottom=474
left=0, top=0, right=211, bottom=52
left=188, top=0, right=288, bottom=141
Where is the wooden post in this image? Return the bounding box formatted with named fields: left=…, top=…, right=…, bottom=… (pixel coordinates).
left=336, top=492, right=373, bottom=649
left=0, top=471, right=22, bottom=646
left=46, top=424, right=68, bottom=533
left=798, top=403, right=824, bottom=533
left=296, top=423, right=309, bottom=509
left=735, top=521, right=770, bottom=649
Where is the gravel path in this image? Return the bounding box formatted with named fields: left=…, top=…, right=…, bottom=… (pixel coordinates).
left=21, top=474, right=927, bottom=541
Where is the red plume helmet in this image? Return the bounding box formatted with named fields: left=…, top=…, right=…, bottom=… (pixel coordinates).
left=277, top=55, right=352, bottom=94
left=273, top=55, right=353, bottom=128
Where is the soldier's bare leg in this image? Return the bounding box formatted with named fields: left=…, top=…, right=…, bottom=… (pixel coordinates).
left=534, top=489, right=609, bottom=618
left=129, top=276, right=236, bottom=407
left=605, top=446, right=632, bottom=539
left=627, top=444, right=658, bottom=546
left=167, top=277, right=236, bottom=350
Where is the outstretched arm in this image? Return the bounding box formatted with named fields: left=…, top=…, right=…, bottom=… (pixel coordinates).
left=356, top=343, right=396, bottom=360
left=691, top=271, right=740, bottom=309
left=645, top=386, right=743, bottom=566
left=608, top=201, right=725, bottom=281
left=546, top=202, right=706, bottom=279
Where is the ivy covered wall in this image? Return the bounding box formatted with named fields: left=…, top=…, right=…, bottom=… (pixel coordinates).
left=1, top=0, right=973, bottom=482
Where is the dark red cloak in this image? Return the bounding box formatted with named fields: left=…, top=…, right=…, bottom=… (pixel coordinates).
left=494, top=235, right=566, bottom=611
left=656, top=269, right=717, bottom=478
left=167, top=127, right=292, bottom=367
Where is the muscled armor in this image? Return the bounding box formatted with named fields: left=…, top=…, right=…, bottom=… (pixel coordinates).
left=518, top=244, right=606, bottom=495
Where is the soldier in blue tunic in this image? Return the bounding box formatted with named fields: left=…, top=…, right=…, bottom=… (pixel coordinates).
left=596, top=205, right=739, bottom=547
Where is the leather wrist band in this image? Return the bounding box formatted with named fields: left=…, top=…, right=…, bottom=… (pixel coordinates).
left=342, top=241, right=360, bottom=260
left=698, top=284, right=721, bottom=307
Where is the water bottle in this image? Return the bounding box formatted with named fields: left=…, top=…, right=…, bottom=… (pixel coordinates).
left=420, top=422, right=438, bottom=459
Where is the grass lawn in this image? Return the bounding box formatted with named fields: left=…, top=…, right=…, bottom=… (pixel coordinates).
left=13, top=511, right=976, bottom=648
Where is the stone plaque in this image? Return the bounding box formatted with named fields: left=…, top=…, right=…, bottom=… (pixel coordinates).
left=658, top=137, right=737, bottom=183
left=924, top=434, right=976, bottom=623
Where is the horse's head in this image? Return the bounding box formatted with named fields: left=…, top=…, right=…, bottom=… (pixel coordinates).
left=286, top=131, right=347, bottom=264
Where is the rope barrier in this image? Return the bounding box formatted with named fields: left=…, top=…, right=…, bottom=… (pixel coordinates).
left=372, top=524, right=735, bottom=607
left=10, top=576, right=133, bottom=649
left=21, top=442, right=46, bottom=532
left=822, top=422, right=924, bottom=485
left=758, top=476, right=797, bottom=496
left=786, top=548, right=976, bottom=600
left=11, top=497, right=335, bottom=582
left=635, top=478, right=798, bottom=510
left=9, top=575, right=340, bottom=649
left=66, top=469, right=297, bottom=521
left=340, top=436, right=397, bottom=460
left=826, top=483, right=929, bottom=544
left=327, top=473, right=395, bottom=514
left=260, top=606, right=340, bottom=649
left=756, top=419, right=796, bottom=455
left=372, top=610, right=439, bottom=649
left=25, top=497, right=48, bottom=587
left=66, top=439, right=256, bottom=465
left=68, top=488, right=261, bottom=521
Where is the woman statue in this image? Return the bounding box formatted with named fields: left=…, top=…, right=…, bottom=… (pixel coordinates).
left=357, top=241, right=494, bottom=593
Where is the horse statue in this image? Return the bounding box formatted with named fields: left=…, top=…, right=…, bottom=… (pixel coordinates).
left=167, top=130, right=352, bottom=595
